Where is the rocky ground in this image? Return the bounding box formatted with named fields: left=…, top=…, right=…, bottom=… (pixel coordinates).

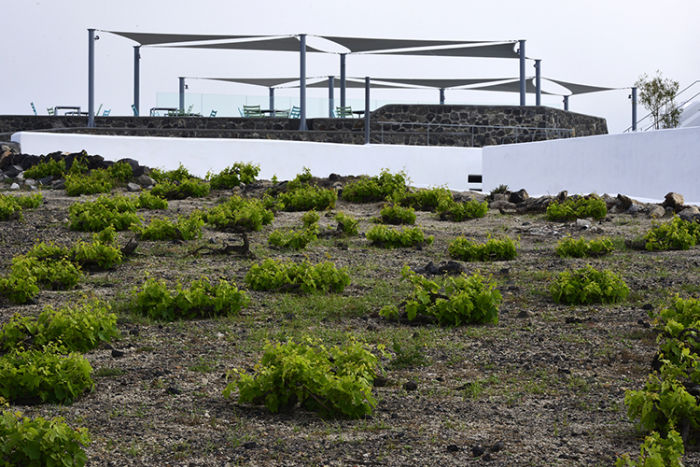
left=1, top=163, right=700, bottom=465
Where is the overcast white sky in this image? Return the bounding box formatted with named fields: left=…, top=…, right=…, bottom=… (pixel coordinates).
left=3, top=0, right=699, bottom=132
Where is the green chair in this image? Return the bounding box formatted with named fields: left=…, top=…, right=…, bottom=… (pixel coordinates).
left=243, top=105, right=263, bottom=117
left=102, top=109, right=111, bottom=116
left=209, top=110, right=217, bottom=118
left=131, top=104, right=139, bottom=116
left=30, top=102, right=38, bottom=115
left=47, top=107, right=55, bottom=116
left=288, top=106, right=301, bottom=119
left=336, top=106, right=354, bottom=118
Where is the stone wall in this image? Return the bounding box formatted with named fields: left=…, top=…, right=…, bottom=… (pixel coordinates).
left=0, top=105, right=607, bottom=147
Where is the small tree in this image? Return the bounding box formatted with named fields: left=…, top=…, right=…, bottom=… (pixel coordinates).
left=635, top=71, right=681, bottom=129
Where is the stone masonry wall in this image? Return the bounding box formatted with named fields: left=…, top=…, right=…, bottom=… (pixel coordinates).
left=0, top=105, right=607, bottom=147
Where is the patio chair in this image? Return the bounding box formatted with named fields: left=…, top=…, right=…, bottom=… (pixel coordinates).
left=47, top=107, right=55, bottom=116
left=288, top=106, right=301, bottom=119
left=131, top=104, right=139, bottom=116
left=209, top=110, right=217, bottom=118
left=102, top=109, right=111, bottom=116
left=243, top=105, right=263, bottom=117
left=336, top=106, right=354, bottom=118
left=273, top=110, right=289, bottom=118
left=30, top=102, right=38, bottom=116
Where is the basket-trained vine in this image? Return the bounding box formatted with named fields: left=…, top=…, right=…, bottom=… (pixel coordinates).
left=245, top=258, right=350, bottom=294
left=268, top=227, right=318, bottom=250
left=137, top=191, right=169, bottom=210
left=555, top=236, right=615, bottom=258
left=68, top=195, right=141, bottom=231
left=130, top=276, right=250, bottom=321
left=301, top=210, right=320, bottom=228
left=366, top=225, right=433, bottom=249
left=0, top=409, right=90, bottom=467
left=64, top=161, right=134, bottom=196
left=133, top=213, right=204, bottom=241
left=223, top=337, right=381, bottom=418
left=615, top=430, right=684, bottom=467
left=207, top=162, right=260, bottom=189
left=399, top=187, right=453, bottom=211
left=335, top=212, right=359, bottom=236
left=0, top=193, right=43, bottom=221
left=644, top=216, right=700, bottom=251
left=340, top=169, right=407, bottom=203
left=277, top=185, right=337, bottom=211
left=546, top=196, right=607, bottom=221
left=550, top=265, right=629, bottom=305
left=204, top=195, right=274, bottom=232
left=0, top=343, right=93, bottom=404
left=380, top=266, right=502, bottom=326
left=23, top=158, right=66, bottom=179
left=150, top=164, right=210, bottom=199
left=379, top=204, right=416, bottom=225
left=448, top=236, right=518, bottom=261
left=0, top=299, right=118, bottom=353
left=436, top=199, right=488, bottom=221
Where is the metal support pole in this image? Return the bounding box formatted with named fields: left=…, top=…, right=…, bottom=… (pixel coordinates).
left=88, top=28, right=95, bottom=127
left=534, top=59, right=541, bottom=106
left=563, top=95, right=569, bottom=111
left=179, top=77, right=185, bottom=112
left=299, top=34, right=307, bottom=130
left=364, top=76, right=370, bottom=145
left=269, top=88, right=275, bottom=116
left=328, top=76, right=335, bottom=117
left=631, top=87, right=637, bottom=131
left=133, top=46, right=140, bottom=116
left=340, top=53, right=347, bottom=111
left=439, top=88, right=445, bottom=105
left=518, top=39, right=526, bottom=106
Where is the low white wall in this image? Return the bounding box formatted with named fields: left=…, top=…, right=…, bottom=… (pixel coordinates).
left=482, top=127, right=700, bottom=204
left=11, top=132, right=482, bottom=191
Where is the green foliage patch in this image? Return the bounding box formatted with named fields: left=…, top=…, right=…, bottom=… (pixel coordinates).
left=340, top=169, right=407, bottom=203
left=379, top=266, right=501, bottom=326
left=399, top=187, right=453, bottom=211
left=436, top=199, right=488, bottom=221
left=0, top=409, right=90, bottom=467
left=68, top=195, right=141, bottom=231
left=130, top=276, right=250, bottom=321
left=545, top=196, right=607, bottom=221
left=223, top=337, right=381, bottom=418
left=137, top=191, right=169, bottom=210
left=615, top=430, right=684, bottom=467
left=245, top=258, right=350, bottom=294
left=0, top=193, right=43, bottom=221
left=64, top=162, right=134, bottom=196
left=550, top=265, right=629, bottom=305
left=133, top=213, right=203, bottom=241
left=207, top=162, right=260, bottom=189
left=277, top=184, right=337, bottom=212
left=268, top=227, right=318, bottom=251
left=555, top=236, right=615, bottom=258
left=334, top=212, right=359, bottom=236
left=366, top=225, right=433, bottom=249
left=379, top=204, right=416, bottom=225
left=448, top=236, right=518, bottom=262
left=23, top=158, right=66, bottom=179
left=644, top=216, right=700, bottom=251
left=204, top=195, right=274, bottom=232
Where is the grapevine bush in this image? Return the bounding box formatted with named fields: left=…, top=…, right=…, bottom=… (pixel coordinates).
left=550, top=265, right=629, bottom=305
left=380, top=266, right=501, bottom=326
left=245, top=258, right=350, bottom=294
left=0, top=193, right=43, bottom=221
left=400, top=187, right=453, bottom=211
left=615, top=430, right=684, bottom=467
left=448, top=236, right=518, bottom=261
left=546, top=196, right=607, bottom=221
left=379, top=204, right=416, bottom=225
left=223, top=337, right=381, bottom=418
left=23, top=158, right=66, bottom=179
left=268, top=227, right=318, bottom=250
left=204, top=195, right=274, bottom=232
left=130, top=276, right=250, bottom=321
left=133, top=213, right=204, bottom=241
left=68, top=195, right=141, bottom=231
left=644, top=216, right=700, bottom=251
left=137, top=191, right=169, bottom=210
left=341, top=169, right=407, bottom=203
left=436, top=199, right=488, bottom=221
left=207, top=162, right=260, bottom=189
left=555, top=236, right=614, bottom=258
left=366, top=225, right=433, bottom=249
left=335, top=212, right=359, bottom=236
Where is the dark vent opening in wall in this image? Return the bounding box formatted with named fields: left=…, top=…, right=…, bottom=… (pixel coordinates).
left=467, top=174, right=482, bottom=183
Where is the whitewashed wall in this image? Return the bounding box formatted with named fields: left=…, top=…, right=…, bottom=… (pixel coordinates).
left=11, top=132, right=482, bottom=192
left=482, top=127, right=700, bottom=204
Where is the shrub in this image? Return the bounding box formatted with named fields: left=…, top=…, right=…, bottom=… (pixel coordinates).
left=400, top=187, right=453, bottom=211
left=550, top=265, right=629, bottom=305
left=615, top=430, right=684, bottom=467
left=204, top=195, right=274, bottom=232
left=657, top=296, right=700, bottom=329
left=70, top=235, right=123, bottom=271
left=130, top=276, right=250, bottom=321
left=278, top=185, right=337, bottom=212
left=68, top=195, right=141, bottom=231
left=448, top=236, right=518, bottom=261
left=268, top=227, right=318, bottom=250
left=335, top=212, right=359, bottom=236
left=65, top=169, right=114, bottom=196
left=0, top=299, right=118, bottom=353
left=208, top=162, right=260, bottom=189
left=107, top=161, right=133, bottom=183
left=0, top=344, right=93, bottom=404
left=644, top=216, right=700, bottom=251
left=23, top=158, right=66, bottom=179
left=0, top=193, right=43, bottom=221
left=150, top=164, right=194, bottom=183
left=366, top=225, right=433, bottom=249
left=137, top=191, right=169, bottom=210
left=380, top=266, right=501, bottom=326
left=133, top=214, right=203, bottom=241
left=0, top=410, right=90, bottom=467
left=379, top=204, right=416, bottom=225
left=546, top=196, right=607, bottom=221
left=223, top=337, right=381, bottom=418
left=341, top=170, right=407, bottom=203
left=18, top=256, right=82, bottom=291
left=436, top=199, right=488, bottom=221
left=245, top=258, right=350, bottom=294
left=0, top=258, right=39, bottom=304
left=150, top=178, right=211, bottom=200
left=301, top=210, right=320, bottom=228
left=555, top=236, right=615, bottom=258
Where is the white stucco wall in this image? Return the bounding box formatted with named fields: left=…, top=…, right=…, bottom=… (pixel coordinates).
left=11, top=132, right=482, bottom=191
left=482, top=127, right=700, bottom=204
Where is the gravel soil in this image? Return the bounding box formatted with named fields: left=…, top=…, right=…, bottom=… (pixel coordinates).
left=1, top=183, right=699, bottom=466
